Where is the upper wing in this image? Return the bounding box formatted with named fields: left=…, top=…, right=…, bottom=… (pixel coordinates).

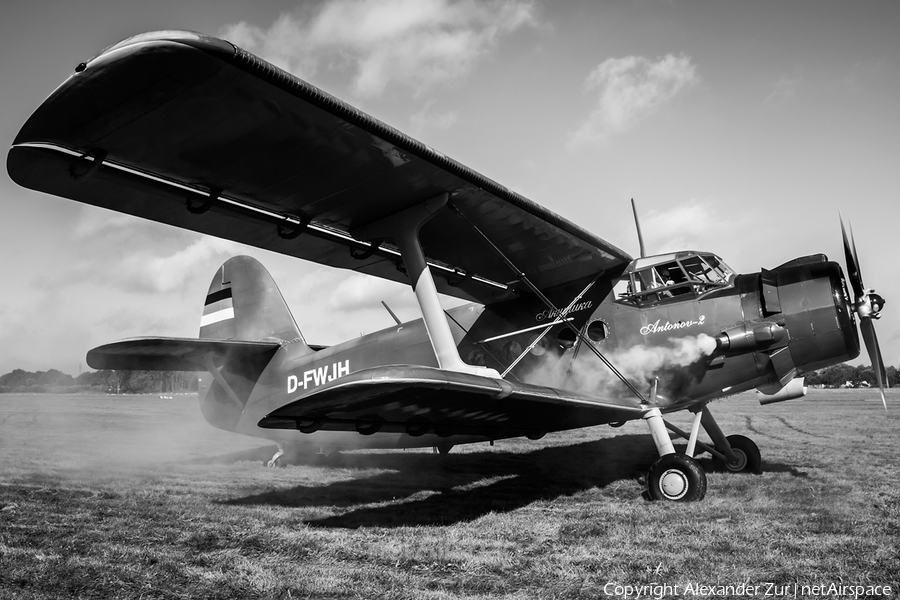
left=8, top=31, right=631, bottom=305
left=259, top=365, right=644, bottom=437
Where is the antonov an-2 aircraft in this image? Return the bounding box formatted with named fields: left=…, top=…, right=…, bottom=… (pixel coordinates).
left=7, top=31, right=888, bottom=501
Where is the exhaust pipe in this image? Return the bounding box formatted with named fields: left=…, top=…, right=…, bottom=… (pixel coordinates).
left=715, top=322, right=786, bottom=353
left=757, top=378, right=808, bottom=405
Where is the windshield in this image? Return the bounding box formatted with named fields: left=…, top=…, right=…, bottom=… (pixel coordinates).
left=614, top=253, right=734, bottom=306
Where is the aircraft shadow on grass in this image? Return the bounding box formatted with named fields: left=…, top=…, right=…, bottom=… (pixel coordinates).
left=211, top=436, right=805, bottom=528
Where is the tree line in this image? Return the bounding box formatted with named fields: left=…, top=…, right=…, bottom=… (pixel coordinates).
left=805, top=363, right=898, bottom=388
left=1, top=363, right=895, bottom=396
left=0, top=368, right=198, bottom=394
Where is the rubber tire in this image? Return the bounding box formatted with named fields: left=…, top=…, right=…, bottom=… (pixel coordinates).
left=712, top=434, right=761, bottom=474
left=648, top=453, right=707, bottom=502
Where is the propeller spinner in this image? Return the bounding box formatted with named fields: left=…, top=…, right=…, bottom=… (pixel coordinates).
left=841, top=218, right=888, bottom=410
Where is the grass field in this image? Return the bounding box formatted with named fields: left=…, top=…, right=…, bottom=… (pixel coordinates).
left=1, top=390, right=898, bottom=599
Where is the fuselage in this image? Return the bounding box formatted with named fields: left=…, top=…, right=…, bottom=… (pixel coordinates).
left=200, top=250, right=858, bottom=451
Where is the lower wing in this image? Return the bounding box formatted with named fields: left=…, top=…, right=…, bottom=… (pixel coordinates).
left=260, top=365, right=644, bottom=438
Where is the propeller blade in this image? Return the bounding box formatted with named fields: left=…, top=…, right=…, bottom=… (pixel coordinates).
left=840, top=218, right=863, bottom=298
left=850, top=222, right=865, bottom=288
left=859, top=317, right=888, bottom=411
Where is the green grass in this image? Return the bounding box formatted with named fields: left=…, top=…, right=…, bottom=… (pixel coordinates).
left=1, top=390, right=898, bottom=599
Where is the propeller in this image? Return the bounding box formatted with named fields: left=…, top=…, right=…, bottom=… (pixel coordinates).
left=841, top=217, right=888, bottom=410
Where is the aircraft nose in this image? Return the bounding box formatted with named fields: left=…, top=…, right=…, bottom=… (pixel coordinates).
left=766, top=258, right=859, bottom=373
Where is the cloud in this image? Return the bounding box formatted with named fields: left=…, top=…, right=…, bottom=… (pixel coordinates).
left=129, top=237, right=237, bottom=293
left=219, top=0, right=536, bottom=97
left=633, top=198, right=792, bottom=276
left=409, top=101, right=460, bottom=136
left=568, top=54, right=699, bottom=148
left=61, top=208, right=241, bottom=295
left=640, top=198, right=750, bottom=256
left=328, top=271, right=412, bottom=313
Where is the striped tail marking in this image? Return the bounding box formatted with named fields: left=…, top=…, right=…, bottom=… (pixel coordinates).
left=201, top=287, right=234, bottom=328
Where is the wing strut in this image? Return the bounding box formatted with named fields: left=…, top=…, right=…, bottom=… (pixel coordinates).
left=353, top=194, right=500, bottom=378
left=450, top=203, right=647, bottom=402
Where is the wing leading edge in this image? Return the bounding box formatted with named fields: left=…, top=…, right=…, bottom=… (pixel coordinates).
left=8, top=30, right=632, bottom=305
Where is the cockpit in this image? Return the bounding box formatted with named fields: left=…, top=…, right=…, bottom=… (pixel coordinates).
left=613, top=251, right=736, bottom=306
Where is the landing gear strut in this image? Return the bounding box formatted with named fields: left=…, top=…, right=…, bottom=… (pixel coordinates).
left=643, top=408, right=706, bottom=501
left=658, top=406, right=763, bottom=475
left=643, top=405, right=763, bottom=501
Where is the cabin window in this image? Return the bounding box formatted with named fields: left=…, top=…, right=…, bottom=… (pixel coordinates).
left=557, top=327, right=577, bottom=349
left=587, top=320, right=608, bottom=342
left=624, top=261, right=693, bottom=305
left=678, top=254, right=733, bottom=292
left=614, top=253, right=735, bottom=307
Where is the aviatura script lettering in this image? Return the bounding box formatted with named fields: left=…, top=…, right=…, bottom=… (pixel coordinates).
left=535, top=301, right=593, bottom=322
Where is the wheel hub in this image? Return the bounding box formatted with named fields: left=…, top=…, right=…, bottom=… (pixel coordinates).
left=726, top=448, right=748, bottom=472
left=660, top=468, right=689, bottom=500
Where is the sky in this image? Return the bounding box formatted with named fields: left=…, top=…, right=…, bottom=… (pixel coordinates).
left=2, top=0, right=898, bottom=376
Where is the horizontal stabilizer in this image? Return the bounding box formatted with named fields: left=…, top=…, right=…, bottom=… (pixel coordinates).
left=260, top=365, right=643, bottom=437
left=87, top=337, right=281, bottom=371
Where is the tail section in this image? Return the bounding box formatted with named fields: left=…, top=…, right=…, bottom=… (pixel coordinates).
left=87, top=255, right=309, bottom=433
left=197, top=256, right=313, bottom=431
left=200, top=255, right=305, bottom=344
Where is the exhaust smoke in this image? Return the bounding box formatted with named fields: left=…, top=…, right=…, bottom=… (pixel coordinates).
left=523, top=334, right=717, bottom=397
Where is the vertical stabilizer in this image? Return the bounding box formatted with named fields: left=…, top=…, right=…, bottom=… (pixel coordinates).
left=200, top=255, right=305, bottom=344
left=197, top=255, right=312, bottom=432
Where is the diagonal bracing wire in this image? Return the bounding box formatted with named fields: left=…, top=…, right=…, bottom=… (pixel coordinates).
left=449, top=203, right=647, bottom=403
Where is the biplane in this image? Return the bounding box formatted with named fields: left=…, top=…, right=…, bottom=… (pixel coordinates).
left=7, top=31, right=887, bottom=501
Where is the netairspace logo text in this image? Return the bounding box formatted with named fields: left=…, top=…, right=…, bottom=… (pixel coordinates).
left=603, top=581, right=894, bottom=599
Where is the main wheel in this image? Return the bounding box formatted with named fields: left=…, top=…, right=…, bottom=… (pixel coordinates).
left=712, top=434, right=761, bottom=474
left=648, top=453, right=707, bottom=501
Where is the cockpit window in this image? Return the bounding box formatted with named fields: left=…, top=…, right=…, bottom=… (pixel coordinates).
left=679, top=254, right=731, bottom=285
left=614, top=253, right=734, bottom=306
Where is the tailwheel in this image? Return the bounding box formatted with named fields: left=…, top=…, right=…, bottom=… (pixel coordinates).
left=713, top=434, right=761, bottom=474
left=266, top=446, right=285, bottom=468
left=648, top=453, right=707, bottom=502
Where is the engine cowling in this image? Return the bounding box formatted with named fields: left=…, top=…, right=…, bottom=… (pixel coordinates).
left=731, top=255, right=859, bottom=394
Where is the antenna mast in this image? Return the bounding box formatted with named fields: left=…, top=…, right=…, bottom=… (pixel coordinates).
left=631, top=198, right=647, bottom=258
